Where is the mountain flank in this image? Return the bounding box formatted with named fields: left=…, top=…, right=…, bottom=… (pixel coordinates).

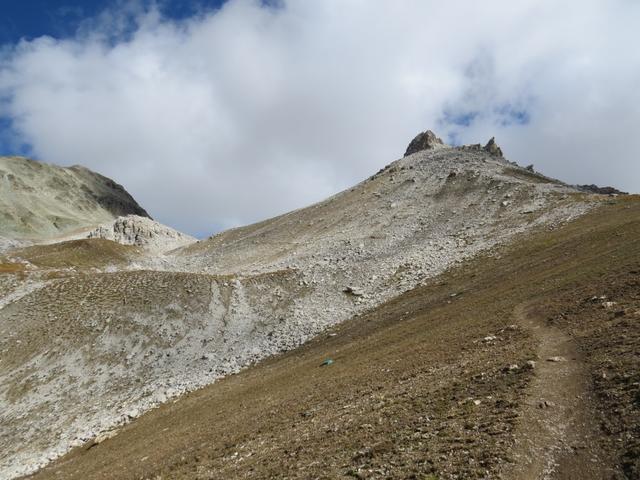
left=0, top=156, right=149, bottom=243
left=0, top=156, right=196, bottom=253
left=0, top=131, right=636, bottom=479
left=26, top=194, right=640, bottom=480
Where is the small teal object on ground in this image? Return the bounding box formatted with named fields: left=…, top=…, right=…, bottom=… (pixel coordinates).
left=320, top=358, right=334, bottom=367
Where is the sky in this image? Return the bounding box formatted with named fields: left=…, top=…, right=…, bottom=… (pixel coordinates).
left=0, top=0, right=639, bottom=237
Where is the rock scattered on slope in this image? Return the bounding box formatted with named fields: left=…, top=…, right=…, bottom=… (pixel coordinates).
left=343, top=286, right=365, bottom=297
left=546, top=356, right=567, bottom=362
left=87, top=215, right=195, bottom=253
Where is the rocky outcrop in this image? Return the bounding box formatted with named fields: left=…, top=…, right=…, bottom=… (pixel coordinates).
left=483, top=137, right=503, bottom=157
left=576, top=184, right=627, bottom=195
left=457, top=137, right=504, bottom=157
left=87, top=215, right=195, bottom=253
left=404, top=130, right=446, bottom=156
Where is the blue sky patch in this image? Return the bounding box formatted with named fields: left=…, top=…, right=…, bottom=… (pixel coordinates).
left=0, top=0, right=229, bottom=45
left=495, top=105, right=531, bottom=126
left=0, top=116, right=32, bottom=157
left=440, top=110, right=479, bottom=128
left=438, top=101, right=531, bottom=138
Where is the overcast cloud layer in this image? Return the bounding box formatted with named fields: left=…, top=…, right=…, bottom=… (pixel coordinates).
left=1, top=0, right=638, bottom=236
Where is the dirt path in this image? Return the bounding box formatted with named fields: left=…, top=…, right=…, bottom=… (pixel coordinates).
left=507, top=303, right=613, bottom=479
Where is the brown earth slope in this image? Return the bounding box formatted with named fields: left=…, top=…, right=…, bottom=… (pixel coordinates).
left=7, top=239, right=141, bottom=269
left=28, top=196, right=640, bottom=480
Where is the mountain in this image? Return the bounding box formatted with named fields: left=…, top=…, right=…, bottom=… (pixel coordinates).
left=0, top=156, right=149, bottom=244
left=176, top=132, right=580, bottom=278
left=0, top=132, right=637, bottom=479
left=0, top=157, right=196, bottom=254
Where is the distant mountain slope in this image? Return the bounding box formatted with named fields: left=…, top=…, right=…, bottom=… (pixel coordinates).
left=0, top=156, right=149, bottom=242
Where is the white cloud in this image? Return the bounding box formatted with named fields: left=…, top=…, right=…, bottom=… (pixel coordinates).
left=1, top=0, right=638, bottom=236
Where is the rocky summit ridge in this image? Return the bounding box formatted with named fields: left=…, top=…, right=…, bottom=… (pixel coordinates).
left=404, top=130, right=503, bottom=158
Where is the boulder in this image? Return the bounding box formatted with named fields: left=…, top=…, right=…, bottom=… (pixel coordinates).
left=87, top=215, right=196, bottom=252
left=343, top=286, right=364, bottom=297
left=546, top=356, right=567, bottom=362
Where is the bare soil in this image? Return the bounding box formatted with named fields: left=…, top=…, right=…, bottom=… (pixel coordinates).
left=26, top=196, right=640, bottom=479
left=8, top=239, right=140, bottom=269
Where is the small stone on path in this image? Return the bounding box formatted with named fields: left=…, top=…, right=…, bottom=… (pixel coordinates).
left=546, top=356, right=567, bottom=362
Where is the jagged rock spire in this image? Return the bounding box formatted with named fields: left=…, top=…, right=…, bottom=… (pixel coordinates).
left=483, top=137, right=503, bottom=157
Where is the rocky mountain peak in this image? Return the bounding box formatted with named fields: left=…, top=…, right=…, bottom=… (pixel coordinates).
left=404, top=130, right=446, bottom=156
left=404, top=130, right=504, bottom=159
